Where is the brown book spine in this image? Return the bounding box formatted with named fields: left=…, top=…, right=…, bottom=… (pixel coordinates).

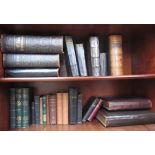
left=109, top=35, right=123, bottom=76
left=49, top=95, right=57, bottom=125
left=40, top=96, right=43, bottom=125
left=1, top=35, right=63, bottom=54
left=46, top=95, right=50, bottom=125
left=3, top=54, right=60, bottom=68
left=62, top=93, right=69, bottom=124
left=57, top=93, right=63, bottom=124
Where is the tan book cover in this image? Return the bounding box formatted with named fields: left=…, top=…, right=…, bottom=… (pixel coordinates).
left=109, top=35, right=123, bottom=76
left=57, top=93, right=63, bottom=124
left=46, top=95, right=50, bottom=125
left=40, top=96, right=43, bottom=124
left=62, top=93, right=69, bottom=124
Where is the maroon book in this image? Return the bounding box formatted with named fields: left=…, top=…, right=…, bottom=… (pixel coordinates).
left=87, top=98, right=103, bottom=121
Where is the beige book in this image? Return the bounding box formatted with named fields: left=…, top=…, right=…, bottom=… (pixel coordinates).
left=57, top=93, right=63, bottom=124
left=62, top=93, right=69, bottom=124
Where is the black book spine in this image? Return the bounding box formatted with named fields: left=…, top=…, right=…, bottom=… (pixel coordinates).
left=5, top=68, right=59, bottom=77
left=1, top=35, right=63, bottom=54
left=100, top=53, right=108, bottom=76
left=15, top=88, right=22, bottom=128
left=10, top=88, right=16, bottom=129
left=22, top=88, right=30, bottom=128
left=34, top=96, right=40, bottom=125
left=69, top=88, right=78, bottom=124
left=3, top=54, right=60, bottom=68
left=31, top=101, right=35, bottom=124
left=77, top=94, right=83, bottom=124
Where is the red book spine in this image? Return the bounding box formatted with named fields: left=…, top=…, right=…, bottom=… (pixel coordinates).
left=87, top=99, right=103, bottom=121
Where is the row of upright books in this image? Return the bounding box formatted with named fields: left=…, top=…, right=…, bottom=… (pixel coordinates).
left=1, top=34, right=123, bottom=77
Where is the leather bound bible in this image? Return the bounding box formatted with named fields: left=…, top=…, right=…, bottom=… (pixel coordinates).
left=48, top=95, right=57, bottom=125
left=1, top=35, right=63, bottom=54
left=57, top=93, right=63, bottom=124
left=34, top=96, right=40, bottom=125
left=100, top=53, right=108, bottom=76
left=3, top=54, right=60, bottom=68
left=5, top=68, right=59, bottom=77
left=77, top=94, right=83, bottom=124
left=109, top=35, right=123, bottom=76
left=75, top=44, right=88, bottom=76
left=88, top=98, right=103, bottom=121
left=96, top=108, right=155, bottom=127
left=103, top=98, right=152, bottom=111
left=69, top=88, right=78, bottom=124
left=62, top=93, right=69, bottom=124
left=10, top=88, right=16, bottom=129
left=89, top=37, right=100, bottom=76
left=65, top=36, right=79, bottom=76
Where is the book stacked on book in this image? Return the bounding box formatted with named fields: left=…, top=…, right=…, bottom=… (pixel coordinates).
left=1, top=34, right=63, bottom=77
left=10, top=87, right=31, bottom=129
left=96, top=97, right=155, bottom=127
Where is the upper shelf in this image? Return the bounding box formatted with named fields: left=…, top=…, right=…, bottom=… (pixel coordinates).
left=0, top=74, right=155, bottom=82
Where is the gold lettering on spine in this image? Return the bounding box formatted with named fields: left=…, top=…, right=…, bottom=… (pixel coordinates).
left=15, top=36, right=25, bottom=51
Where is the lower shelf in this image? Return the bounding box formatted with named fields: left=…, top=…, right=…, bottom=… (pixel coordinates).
left=11, top=120, right=155, bottom=131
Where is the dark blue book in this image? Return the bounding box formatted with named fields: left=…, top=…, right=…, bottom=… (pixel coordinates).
left=77, top=94, right=83, bottom=124
left=34, top=96, right=40, bottom=124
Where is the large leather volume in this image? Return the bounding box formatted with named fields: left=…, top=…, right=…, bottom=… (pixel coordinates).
left=49, top=95, right=57, bottom=125
left=100, top=53, right=108, bottom=76
left=3, top=54, right=60, bottom=68
left=103, top=98, right=152, bottom=111
left=1, top=35, right=63, bottom=54
left=10, top=88, right=16, bottom=129
left=69, top=88, right=78, bottom=124
left=75, top=44, right=88, bottom=76
left=65, top=36, right=79, bottom=76
left=89, top=37, right=100, bottom=76
left=5, top=68, right=59, bottom=77
left=57, top=93, right=63, bottom=124
left=34, top=96, right=40, bottom=124
left=62, top=93, right=69, bottom=124
left=77, top=94, right=83, bottom=124
left=42, top=96, right=47, bottom=125
left=96, top=108, right=155, bottom=127
left=15, top=88, right=22, bottom=128
left=109, top=35, right=123, bottom=76
left=22, top=88, right=30, bottom=128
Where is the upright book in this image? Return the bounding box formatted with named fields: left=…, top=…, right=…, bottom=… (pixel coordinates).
left=42, top=96, right=47, bottom=125
left=57, top=93, right=63, bottom=124
left=100, top=53, right=108, bottom=76
left=77, top=94, right=83, bottom=124
left=34, top=96, right=40, bottom=125
left=1, top=35, right=63, bottom=54
left=62, top=93, right=69, bottom=124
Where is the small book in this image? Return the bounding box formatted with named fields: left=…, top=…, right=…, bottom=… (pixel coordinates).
left=62, top=93, right=69, bottom=124
left=96, top=108, right=155, bottom=127
left=75, top=44, right=88, bottom=76
left=57, top=93, right=63, bottom=124
left=65, top=36, right=79, bottom=76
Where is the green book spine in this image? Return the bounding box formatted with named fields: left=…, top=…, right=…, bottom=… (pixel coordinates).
left=22, top=88, right=30, bottom=128
left=10, top=88, right=16, bottom=129
left=42, top=96, right=47, bottom=125
left=15, top=88, right=22, bottom=128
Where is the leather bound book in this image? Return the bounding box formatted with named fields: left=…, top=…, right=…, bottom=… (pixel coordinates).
left=34, top=96, right=40, bottom=125
left=22, top=88, right=30, bottom=128
left=5, top=68, right=59, bottom=77
left=3, top=54, right=60, bottom=68
left=57, top=93, right=63, bottom=124
left=42, top=96, right=47, bottom=125
left=31, top=101, right=35, bottom=124
left=62, top=93, right=69, bottom=124
left=96, top=108, right=155, bottom=127
left=15, top=88, right=22, bottom=128
left=75, top=44, right=88, bottom=76
left=10, top=88, right=16, bottom=129
left=59, top=53, right=68, bottom=77
left=48, top=95, right=57, bottom=125
left=109, top=35, right=123, bottom=76
left=1, top=35, right=63, bottom=54
left=65, top=36, right=79, bottom=76
left=89, top=37, right=100, bottom=76
left=77, top=94, right=83, bottom=124
left=40, top=96, right=43, bottom=125
left=87, top=98, right=103, bottom=121
left=100, top=53, right=108, bottom=76
left=69, top=88, right=78, bottom=124
left=103, top=98, right=152, bottom=111
left=46, top=95, right=50, bottom=125
left=82, top=97, right=100, bottom=122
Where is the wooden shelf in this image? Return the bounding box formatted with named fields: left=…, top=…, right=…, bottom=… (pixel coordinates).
left=1, top=74, right=155, bottom=83
left=11, top=120, right=155, bottom=131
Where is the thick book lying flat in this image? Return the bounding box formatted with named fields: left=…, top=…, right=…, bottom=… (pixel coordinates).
left=1, top=35, right=63, bottom=54
left=3, top=54, right=60, bottom=68
left=103, top=98, right=152, bottom=111
left=5, top=68, right=59, bottom=77
left=96, top=108, right=155, bottom=127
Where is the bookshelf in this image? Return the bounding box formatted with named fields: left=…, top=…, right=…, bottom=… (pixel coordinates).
left=1, top=24, right=155, bottom=131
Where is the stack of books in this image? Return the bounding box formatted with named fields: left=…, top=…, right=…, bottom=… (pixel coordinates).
left=96, top=98, right=155, bottom=127
left=1, top=34, right=63, bottom=77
